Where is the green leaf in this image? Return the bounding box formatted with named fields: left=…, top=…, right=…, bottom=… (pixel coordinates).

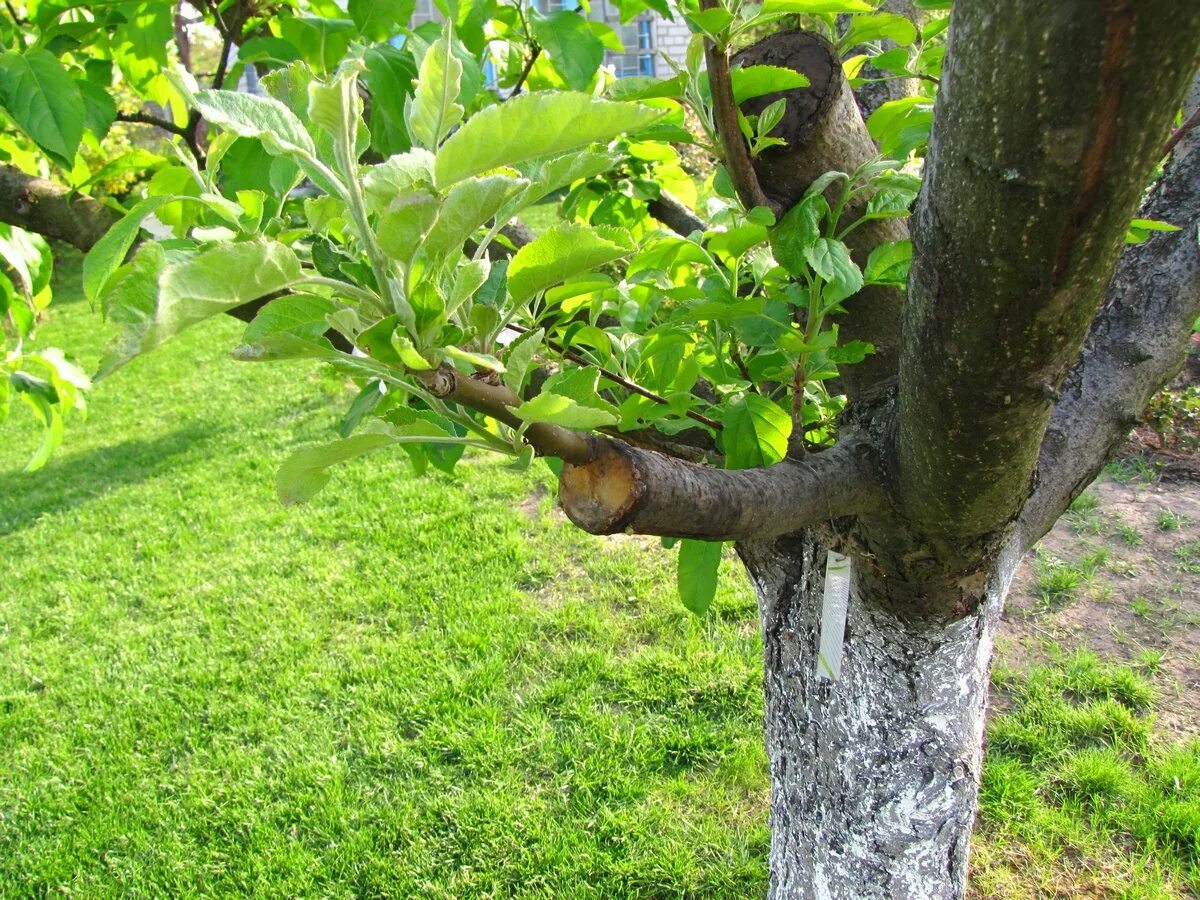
left=192, top=89, right=326, bottom=187
left=424, top=175, right=528, bottom=258
left=728, top=65, right=810, bottom=104
left=244, top=294, right=338, bottom=343
left=515, top=150, right=622, bottom=208
left=307, top=59, right=364, bottom=156
left=349, top=0, right=416, bottom=40
left=362, top=149, right=436, bottom=212
left=542, top=366, right=620, bottom=418
left=0, top=223, right=52, bottom=300
left=864, top=187, right=915, bottom=220
left=507, top=223, right=634, bottom=303
left=83, top=196, right=172, bottom=305
left=1125, top=218, right=1181, bottom=244
left=447, top=258, right=490, bottom=316
left=677, top=539, right=723, bottom=615
left=77, top=79, right=117, bottom=141
left=363, top=45, right=417, bottom=157
left=443, top=344, right=504, bottom=373
left=0, top=49, right=85, bottom=166
left=721, top=393, right=790, bottom=469
left=532, top=10, right=606, bottom=91
left=841, top=12, right=919, bottom=49
left=771, top=193, right=827, bottom=276
left=503, top=327, right=544, bottom=395
left=99, top=240, right=302, bottom=377
left=863, top=239, right=911, bottom=286
left=434, top=91, right=664, bottom=187
left=687, top=6, right=733, bottom=36
left=760, top=0, right=874, bottom=11
left=193, top=89, right=314, bottom=156
left=804, top=238, right=863, bottom=305
left=513, top=391, right=618, bottom=430
left=407, top=36, right=464, bottom=150
left=376, top=188, right=440, bottom=263
left=277, top=432, right=397, bottom=505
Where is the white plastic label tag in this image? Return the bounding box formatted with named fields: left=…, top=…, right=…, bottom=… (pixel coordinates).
left=816, top=551, right=851, bottom=683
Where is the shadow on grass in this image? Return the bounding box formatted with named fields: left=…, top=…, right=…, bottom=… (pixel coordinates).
left=0, top=424, right=214, bottom=537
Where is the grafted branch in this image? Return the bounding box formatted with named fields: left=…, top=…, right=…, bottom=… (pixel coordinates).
left=896, top=0, right=1200, bottom=566
left=1020, top=71, right=1200, bottom=547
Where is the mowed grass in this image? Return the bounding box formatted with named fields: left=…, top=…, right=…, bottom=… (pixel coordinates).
left=976, top=653, right=1200, bottom=897
left=0, top=252, right=767, bottom=896
left=2, top=250, right=1198, bottom=897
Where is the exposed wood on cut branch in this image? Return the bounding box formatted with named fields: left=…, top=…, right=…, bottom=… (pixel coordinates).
left=734, top=31, right=905, bottom=398
left=559, top=436, right=880, bottom=541
left=896, top=1, right=1200, bottom=564
left=0, top=163, right=119, bottom=251
left=1021, top=71, right=1200, bottom=548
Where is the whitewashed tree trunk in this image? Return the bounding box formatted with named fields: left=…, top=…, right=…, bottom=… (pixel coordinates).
left=738, top=535, right=1022, bottom=899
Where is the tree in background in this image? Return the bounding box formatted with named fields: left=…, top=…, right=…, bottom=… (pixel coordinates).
left=1, top=0, right=1198, bottom=895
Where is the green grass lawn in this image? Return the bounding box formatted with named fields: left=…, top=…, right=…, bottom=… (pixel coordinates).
left=2, top=251, right=1197, bottom=897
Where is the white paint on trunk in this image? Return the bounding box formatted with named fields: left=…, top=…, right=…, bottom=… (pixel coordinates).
left=739, top=534, right=1022, bottom=899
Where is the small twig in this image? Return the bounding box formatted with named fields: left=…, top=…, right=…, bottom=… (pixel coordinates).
left=210, top=27, right=235, bottom=90
left=117, top=111, right=206, bottom=166
left=1162, top=105, right=1200, bottom=159
left=197, top=0, right=233, bottom=40
left=700, top=0, right=780, bottom=217
left=117, top=111, right=192, bottom=139
left=4, top=0, right=26, bottom=24
left=507, top=323, right=723, bottom=430
left=508, top=45, right=541, bottom=99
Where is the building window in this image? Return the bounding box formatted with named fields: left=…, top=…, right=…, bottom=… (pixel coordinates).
left=596, top=1, right=656, bottom=79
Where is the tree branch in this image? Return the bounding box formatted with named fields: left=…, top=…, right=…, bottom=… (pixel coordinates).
left=701, top=0, right=778, bottom=216
left=559, top=435, right=881, bottom=540
left=1020, top=71, right=1200, bottom=547
left=508, top=45, right=540, bottom=99
left=0, top=163, right=119, bottom=251
left=116, top=112, right=206, bottom=165
left=646, top=190, right=707, bottom=236
left=1162, top=103, right=1200, bottom=160
left=413, top=361, right=878, bottom=540
left=506, top=322, right=722, bottom=431
left=896, top=1, right=1200, bottom=566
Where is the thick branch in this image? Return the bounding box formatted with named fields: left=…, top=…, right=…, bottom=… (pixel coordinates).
left=560, top=435, right=880, bottom=540
left=0, top=163, right=119, bottom=251
left=734, top=32, right=906, bottom=399
left=1020, top=71, right=1200, bottom=547
left=896, top=1, right=1200, bottom=564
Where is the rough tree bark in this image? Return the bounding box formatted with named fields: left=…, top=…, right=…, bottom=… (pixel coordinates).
left=739, top=533, right=1021, bottom=898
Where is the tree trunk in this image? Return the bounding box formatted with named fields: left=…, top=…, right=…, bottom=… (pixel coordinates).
left=737, top=535, right=1022, bottom=899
